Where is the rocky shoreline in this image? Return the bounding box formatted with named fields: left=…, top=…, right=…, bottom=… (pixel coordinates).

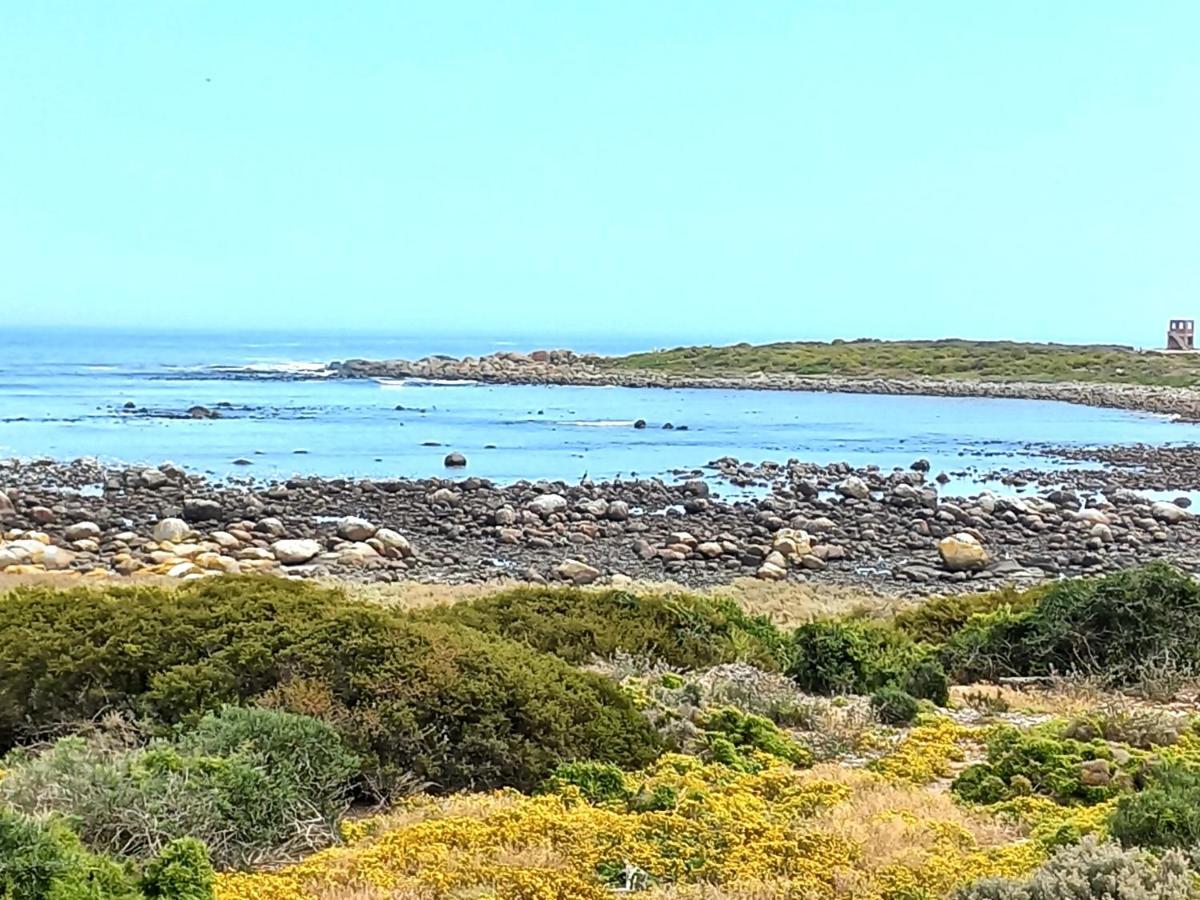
left=330, top=351, right=1200, bottom=421
left=3, top=448, right=1199, bottom=594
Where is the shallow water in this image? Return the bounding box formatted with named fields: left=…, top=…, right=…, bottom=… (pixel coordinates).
left=3, top=327, right=1198, bottom=491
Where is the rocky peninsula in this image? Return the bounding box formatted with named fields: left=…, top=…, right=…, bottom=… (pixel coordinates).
left=329, top=349, right=1200, bottom=421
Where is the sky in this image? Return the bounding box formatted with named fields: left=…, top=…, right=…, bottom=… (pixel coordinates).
left=2, top=2, right=1198, bottom=347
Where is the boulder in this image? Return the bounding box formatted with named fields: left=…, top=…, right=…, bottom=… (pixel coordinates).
left=528, top=493, right=568, bottom=516
left=938, top=532, right=990, bottom=572
left=1078, top=759, right=1111, bottom=787
left=1151, top=501, right=1190, bottom=524
left=374, top=528, right=414, bottom=558
left=756, top=561, right=787, bottom=581
left=429, top=488, right=461, bottom=506
left=272, top=539, right=322, bottom=565
left=772, top=528, right=812, bottom=558
left=38, top=545, right=74, bottom=570
left=554, top=558, right=601, bottom=585
left=836, top=476, right=870, bottom=500
left=0, top=493, right=14, bottom=519
left=182, top=498, right=222, bottom=522
left=579, top=498, right=609, bottom=517
left=64, top=521, right=101, bottom=542
left=444, top=452, right=467, bottom=468
left=493, top=506, right=518, bottom=526
left=210, top=531, right=241, bottom=549
left=152, top=518, right=191, bottom=543
left=337, top=516, right=377, bottom=541
left=140, top=469, right=169, bottom=489
left=606, top=500, right=630, bottom=522
left=337, top=542, right=381, bottom=566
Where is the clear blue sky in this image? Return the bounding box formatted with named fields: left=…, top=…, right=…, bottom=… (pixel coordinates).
left=3, top=2, right=1198, bottom=346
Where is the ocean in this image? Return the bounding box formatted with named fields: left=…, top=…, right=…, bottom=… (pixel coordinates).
left=3, top=327, right=1198, bottom=493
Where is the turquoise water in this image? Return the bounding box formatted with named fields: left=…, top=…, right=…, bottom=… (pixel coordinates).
left=2, top=327, right=1197, bottom=489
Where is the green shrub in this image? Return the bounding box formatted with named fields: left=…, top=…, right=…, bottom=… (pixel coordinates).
left=423, top=586, right=787, bottom=671
left=940, top=606, right=1039, bottom=683
left=1110, top=764, right=1200, bottom=851
left=175, top=705, right=360, bottom=807
left=893, top=585, right=1043, bottom=646
left=628, top=782, right=678, bottom=813
left=541, top=761, right=630, bottom=805
left=787, top=618, right=948, bottom=704
left=0, top=707, right=359, bottom=869
left=952, top=726, right=1132, bottom=806
left=870, top=686, right=919, bottom=725
left=138, top=839, right=213, bottom=900
left=954, top=836, right=1195, bottom=900
left=944, top=564, right=1200, bottom=685
left=0, top=807, right=204, bottom=900
left=699, top=707, right=812, bottom=770
left=0, top=578, right=661, bottom=795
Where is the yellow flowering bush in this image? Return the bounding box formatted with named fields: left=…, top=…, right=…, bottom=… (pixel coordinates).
left=214, top=750, right=1040, bottom=900
left=990, top=794, right=1117, bottom=850
left=868, top=716, right=972, bottom=784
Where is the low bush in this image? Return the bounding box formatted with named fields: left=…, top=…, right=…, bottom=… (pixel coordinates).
left=423, top=585, right=787, bottom=670
left=0, top=808, right=213, bottom=900
left=952, top=726, right=1132, bottom=806
left=0, top=707, right=359, bottom=869
left=138, top=839, right=213, bottom=900
left=0, top=578, right=661, bottom=795
left=871, top=686, right=919, bottom=725
left=893, top=585, right=1042, bottom=646
left=1110, top=764, right=1200, bottom=851
left=699, top=707, right=812, bottom=770
left=945, top=563, right=1200, bottom=685
left=787, top=618, right=949, bottom=704
left=954, top=836, right=1195, bottom=900
left=541, top=761, right=630, bottom=805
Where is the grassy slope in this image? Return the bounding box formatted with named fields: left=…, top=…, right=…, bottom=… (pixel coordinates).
left=607, top=339, right=1200, bottom=387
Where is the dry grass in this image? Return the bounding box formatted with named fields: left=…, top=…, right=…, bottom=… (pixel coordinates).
left=706, top=577, right=898, bottom=627
left=334, top=578, right=512, bottom=611
left=951, top=680, right=1126, bottom=718
left=804, top=763, right=1016, bottom=847
left=337, top=574, right=899, bottom=628
left=0, top=561, right=902, bottom=631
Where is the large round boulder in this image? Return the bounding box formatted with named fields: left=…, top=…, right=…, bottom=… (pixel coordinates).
left=182, top=498, right=222, bottom=523
left=337, top=516, right=377, bottom=541
left=152, top=518, right=191, bottom=544
left=836, top=476, right=870, bottom=500
left=272, top=539, right=322, bottom=565
left=937, top=532, right=990, bottom=572
left=554, top=558, right=601, bottom=585
left=528, top=493, right=568, bottom=516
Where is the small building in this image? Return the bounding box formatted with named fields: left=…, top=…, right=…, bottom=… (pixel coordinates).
left=1167, top=319, right=1195, bottom=351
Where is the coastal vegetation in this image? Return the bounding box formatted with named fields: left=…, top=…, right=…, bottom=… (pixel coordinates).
left=610, top=338, right=1200, bottom=386
left=5, top=565, right=1200, bottom=898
